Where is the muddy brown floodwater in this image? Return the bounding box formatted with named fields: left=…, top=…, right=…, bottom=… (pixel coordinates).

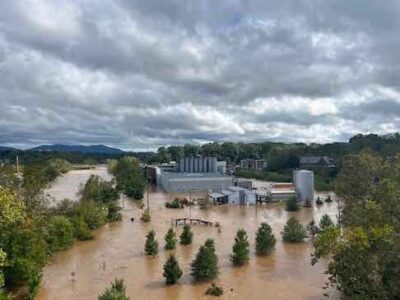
left=37, top=167, right=342, bottom=300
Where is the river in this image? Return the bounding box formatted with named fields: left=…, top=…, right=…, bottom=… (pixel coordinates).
left=37, top=166, right=341, bottom=300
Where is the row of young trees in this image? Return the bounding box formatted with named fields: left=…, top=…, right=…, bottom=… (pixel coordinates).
left=0, top=159, right=122, bottom=299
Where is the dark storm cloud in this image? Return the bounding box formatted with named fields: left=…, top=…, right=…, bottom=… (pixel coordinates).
left=0, top=0, right=400, bottom=150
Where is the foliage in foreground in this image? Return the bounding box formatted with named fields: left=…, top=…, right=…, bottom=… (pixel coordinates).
left=205, top=283, right=224, bottom=297
left=191, top=239, right=218, bottom=281
left=282, top=217, right=307, bottom=243
left=98, top=278, right=129, bottom=300
left=312, top=151, right=400, bottom=299
left=163, top=255, right=182, bottom=285
left=255, top=223, right=276, bottom=255
left=231, top=229, right=249, bottom=266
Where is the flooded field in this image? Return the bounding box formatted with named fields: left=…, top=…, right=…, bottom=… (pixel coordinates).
left=37, top=167, right=341, bottom=300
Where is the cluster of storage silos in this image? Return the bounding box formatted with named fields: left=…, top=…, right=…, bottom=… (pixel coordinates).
left=293, top=170, right=314, bottom=202
left=178, top=157, right=217, bottom=173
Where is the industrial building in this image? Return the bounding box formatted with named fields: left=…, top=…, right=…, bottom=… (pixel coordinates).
left=147, top=156, right=232, bottom=193
left=293, top=169, right=314, bottom=202
left=267, top=183, right=297, bottom=201
left=208, top=186, right=256, bottom=205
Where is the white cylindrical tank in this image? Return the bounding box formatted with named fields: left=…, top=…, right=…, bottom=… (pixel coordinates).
left=293, top=170, right=314, bottom=202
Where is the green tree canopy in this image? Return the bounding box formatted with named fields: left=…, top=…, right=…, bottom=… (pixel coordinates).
left=164, top=228, right=177, bottom=250
left=163, top=254, right=182, bottom=285
left=98, top=278, right=129, bottom=300
left=180, top=224, right=193, bottom=245
left=144, top=230, right=158, bottom=256
left=282, top=217, right=307, bottom=243
left=231, top=229, right=249, bottom=266
left=190, top=239, right=218, bottom=281
left=255, top=223, right=276, bottom=255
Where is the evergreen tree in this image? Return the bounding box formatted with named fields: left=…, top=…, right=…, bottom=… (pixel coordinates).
left=231, top=229, right=249, bottom=265
left=163, top=254, right=182, bottom=285
left=164, top=228, right=177, bottom=250
left=285, top=195, right=300, bottom=211
left=282, top=217, right=307, bottom=243
left=255, top=223, right=276, bottom=255
left=140, top=210, right=151, bottom=222
left=144, top=230, right=158, bottom=255
left=98, top=278, right=129, bottom=300
left=190, top=239, right=218, bottom=281
left=180, top=224, right=193, bottom=245
left=319, top=214, right=334, bottom=231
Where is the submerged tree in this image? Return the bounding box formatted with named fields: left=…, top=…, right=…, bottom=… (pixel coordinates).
left=164, top=228, right=177, bottom=250
left=144, top=230, right=158, bottom=256
left=285, top=195, right=300, bottom=211
left=98, top=278, right=129, bottom=300
left=140, top=210, right=151, bottom=223
left=180, top=224, right=193, bottom=245
left=231, top=229, right=249, bottom=266
left=319, top=214, right=334, bottom=231
left=282, top=217, right=307, bottom=243
left=307, top=220, right=320, bottom=238
left=163, top=254, right=182, bottom=285
left=190, top=239, right=218, bottom=281
left=255, top=223, right=276, bottom=255
left=205, top=283, right=224, bottom=297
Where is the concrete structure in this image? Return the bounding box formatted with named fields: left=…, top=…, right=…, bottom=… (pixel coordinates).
left=208, top=186, right=256, bottom=205
left=216, top=160, right=227, bottom=174
left=293, top=170, right=314, bottom=202
left=240, top=159, right=267, bottom=171
left=299, top=156, right=334, bottom=170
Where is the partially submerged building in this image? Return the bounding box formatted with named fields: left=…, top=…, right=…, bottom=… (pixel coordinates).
left=208, top=186, right=256, bottom=205
left=148, top=156, right=232, bottom=193
left=267, top=183, right=297, bottom=201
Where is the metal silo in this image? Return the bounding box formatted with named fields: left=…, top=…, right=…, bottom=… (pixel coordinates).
left=293, top=170, right=314, bottom=202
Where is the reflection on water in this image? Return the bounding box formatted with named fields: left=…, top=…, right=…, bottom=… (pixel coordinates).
left=37, top=167, right=341, bottom=300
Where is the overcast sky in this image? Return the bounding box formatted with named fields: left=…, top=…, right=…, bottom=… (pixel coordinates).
left=1, top=0, right=400, bottom=150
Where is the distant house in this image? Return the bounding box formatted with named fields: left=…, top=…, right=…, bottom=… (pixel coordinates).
left=299, top=156, right=335, bottom=169
left=240, top=159, right=267, bottom=171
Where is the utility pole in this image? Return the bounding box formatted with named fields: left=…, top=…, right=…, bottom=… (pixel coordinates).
left=189, top=189, right=192, bottom=220
left=16, top=155, right=19, bottom=173
left=146, top=180, right=150, bottom=213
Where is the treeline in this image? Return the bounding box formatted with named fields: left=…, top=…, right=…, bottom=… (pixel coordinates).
left=0, top=158, right=124, bottom=299
left=151, top=133, right=400, bottom=165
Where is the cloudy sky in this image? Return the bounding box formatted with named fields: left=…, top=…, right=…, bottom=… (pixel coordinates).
left=1, top=0, right=400, bottom=150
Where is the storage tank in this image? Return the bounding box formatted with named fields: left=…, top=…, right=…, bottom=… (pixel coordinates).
left=293, top=170, right=314, bottom=202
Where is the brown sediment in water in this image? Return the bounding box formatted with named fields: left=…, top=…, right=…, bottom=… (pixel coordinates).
left=37, top=166, right=341, bottom=300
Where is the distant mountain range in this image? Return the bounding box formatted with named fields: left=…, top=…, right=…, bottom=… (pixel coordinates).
left=30, top=144, right=125, bottom=154
left=0, top=146, right=16, bottom=152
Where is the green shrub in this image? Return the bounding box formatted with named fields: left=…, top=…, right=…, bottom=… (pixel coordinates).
left=98, top=278, right=129, bottom=300
left=282, top=217, right=307, bottom=243
left=165, top=198, right=183, bottom=209
left=285, top=195, right=300, bottom=211
left=190, top=239, right=218, bottom=281
left=316, top=197, right=324, bottom=205
left=255, top=223, right=276, bottom=255
left=231, top=229, right=249, bottom=266
left=47, top=216, right=75, bottom=252
left=164, top=228, right=177, bottom=250
left=144, top=230, right=158, bottom=256
left=180, top=224, right=193, bottom=245
left=205, top=283, right=224, bottom=297
left=140, top=210, right=151, bottom=222
left=319, top=214, right=334, bottom=231
left=163, top=255, right=182, bottom=285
